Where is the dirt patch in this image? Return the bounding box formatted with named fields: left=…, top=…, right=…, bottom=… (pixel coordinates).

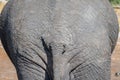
left=114, top=8, right=120, bottom=26
left=0, top=42, right=18, bottom=80
left=0, top=1, right=7, bottom=13
left=111, top=37, right=120, bottom=80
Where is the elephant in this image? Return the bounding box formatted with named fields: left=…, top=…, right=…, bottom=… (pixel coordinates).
left=0, top=0, right=119, bottom=80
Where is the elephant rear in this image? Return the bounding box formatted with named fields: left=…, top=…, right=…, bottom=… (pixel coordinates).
left=0, top=0, right=119, bottom=80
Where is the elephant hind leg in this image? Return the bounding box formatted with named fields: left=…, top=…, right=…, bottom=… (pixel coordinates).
left=70, top=60, right=111, bottom=80
left=16, top=55, right=47, bottom=80
left=14, top=42, right=53, bottom=80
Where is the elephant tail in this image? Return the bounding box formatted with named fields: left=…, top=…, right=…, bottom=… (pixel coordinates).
left=41, top=37, right=72, bottom=80
left=53, top=58, right=70, bottom=80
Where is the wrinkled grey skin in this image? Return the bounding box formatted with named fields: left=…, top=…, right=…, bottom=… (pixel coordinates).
left=0, top=0, right=119, bottom=80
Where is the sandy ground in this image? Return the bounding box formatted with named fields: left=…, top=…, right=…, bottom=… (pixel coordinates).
left=0, top=45, right=18, bottom=80
left=111, top=35, right=120, bottom=80
left=0, top=1, right=7, bottom=13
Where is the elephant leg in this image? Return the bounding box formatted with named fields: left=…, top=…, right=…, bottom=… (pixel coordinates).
left=69, top=47, right=111, bottom=80
left=16, top=59, right=47, bottom=80
left=12, top=40, right=54, bottom=80
left=15, top=50, right=48, bottom=80
left=70, top=60, right=111, bottom=80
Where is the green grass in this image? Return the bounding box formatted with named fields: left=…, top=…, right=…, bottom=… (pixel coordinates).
left=109, top=0, right=120, bottom=6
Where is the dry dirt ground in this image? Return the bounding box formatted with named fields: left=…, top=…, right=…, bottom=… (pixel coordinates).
left=111, top=36, right=120, bottom=80
left=0, top=1, right=120, bottom=80
left=0, top=43, right=18, bottom=80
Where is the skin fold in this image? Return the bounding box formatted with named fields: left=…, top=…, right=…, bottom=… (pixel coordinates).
left=0, top=0, right=119, bottom=80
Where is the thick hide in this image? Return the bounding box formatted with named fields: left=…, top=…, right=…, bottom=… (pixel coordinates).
left=0, top=0, right=119, bottom=80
